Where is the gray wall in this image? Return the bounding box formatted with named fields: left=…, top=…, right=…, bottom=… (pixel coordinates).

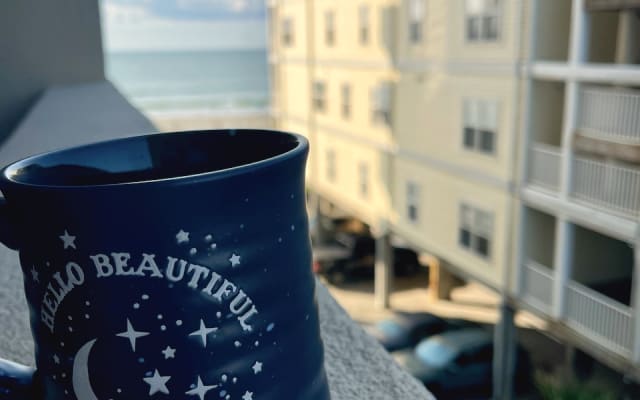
left=524, top=207, right=556, bottom=268
left=534, top=0, right=571, bottom=61
left=0, top=0, right=104, bottom=141
left=531, top=80, right=564, bottom=147
left=572, top=225, right=633, bottom=285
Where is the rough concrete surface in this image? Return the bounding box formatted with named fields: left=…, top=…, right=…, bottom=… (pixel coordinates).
left=316, top=283, right=433, bottom=399
left=0, top=245, right=33, bottom=365
left=0, top=81, right=156, bottom=166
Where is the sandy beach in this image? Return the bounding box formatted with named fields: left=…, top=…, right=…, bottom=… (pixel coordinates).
left=149, top=110, right=274, bottom=132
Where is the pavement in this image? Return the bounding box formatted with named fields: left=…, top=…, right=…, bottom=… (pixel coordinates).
left=322, top=268, right=569, bottom=395
left=324, top=267, right=548, bottom=330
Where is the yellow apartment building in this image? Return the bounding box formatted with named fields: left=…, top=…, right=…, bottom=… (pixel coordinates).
left=268, top=0, right=640, bottom=385
left=269, top=0, right=520, bottom=308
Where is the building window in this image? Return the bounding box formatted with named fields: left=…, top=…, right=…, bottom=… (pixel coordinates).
left=325, top=11, right=335, bottom=46
left=462, top=99, right=498, bottom=155
left=371, top=82, right=393, bottom=125
left=459, top=204, right=493, bottom=259
left=313, top=81, right=326, bottom=112
left=326, top=149, right=336, bottom=182
left=341, top=84, right=351, bottom=119
left=358, top=162, right=369, bottom=198
left=406, top=181, right=420, bottom=223
left=408, top=0, right=425, bottom=43
left=465, top=0, right=501, bottom=42
left=282, top=18, right=293, bottom=46
left=359, top=5, right=370, bottom=45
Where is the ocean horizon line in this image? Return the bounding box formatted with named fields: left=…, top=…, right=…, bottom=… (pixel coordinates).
left=106, top=47, right=267, bottom=55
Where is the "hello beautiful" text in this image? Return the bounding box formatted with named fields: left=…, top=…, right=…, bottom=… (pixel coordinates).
left=40, top=253, right=259, bottom=334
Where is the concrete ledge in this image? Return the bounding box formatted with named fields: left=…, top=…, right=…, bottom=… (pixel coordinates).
left=317, top=282, right=433, bottom=399
left=0, top=80, right=156, bottom=166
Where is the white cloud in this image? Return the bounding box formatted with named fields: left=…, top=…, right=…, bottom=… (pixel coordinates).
left=102, top=14, right=266, bottom=51
left=99, top=0, right=266, bottom=51
left=102, top=2, right=152, bottom=25
left=175, top=0, right=261, bottom=14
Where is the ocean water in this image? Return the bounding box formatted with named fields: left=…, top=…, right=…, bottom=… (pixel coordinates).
left=105, top=49, right=269, bottom=116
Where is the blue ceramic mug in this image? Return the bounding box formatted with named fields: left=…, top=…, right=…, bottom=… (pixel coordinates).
left=0, top=129, right=330, bottom=400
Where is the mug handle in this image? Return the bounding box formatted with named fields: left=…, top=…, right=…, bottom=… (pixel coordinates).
left=0, top=197, right=19, bottom=250
left=0, top=197, right=36, bottom=399
left=0, top=358, right=35, bottom=399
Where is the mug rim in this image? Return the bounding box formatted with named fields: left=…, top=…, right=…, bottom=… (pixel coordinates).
left=1, top=129, right=308, bottom=190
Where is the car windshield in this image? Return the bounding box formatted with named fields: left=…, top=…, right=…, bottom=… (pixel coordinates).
left=415, top=338, right=457, bottom=368
left=375, top=320, right=405, bottom=339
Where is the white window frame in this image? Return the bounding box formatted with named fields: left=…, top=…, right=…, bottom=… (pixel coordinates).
left=326, top=149, right=336, bottom=182
left=359, top=5, right=370, bottom=45
left=371, top=82, right=393, bottom=126
left=458, top=203, right=493, bottom=259
left=358, top=162, right=369, bottom=198
left=465, top=0, right=501, bottom=43
left=462, top=98, right=498, bottom=155
left=408, top=0, right=425, bottom=44
left=325, top=11, right=335, bottom=46
left=341, top=83, right=351, bottom=119
left=313, top=81, right=327, bottom=112
left=406, top=181, right=420, bottom=224
left=281, top=17, right=294, bottom=46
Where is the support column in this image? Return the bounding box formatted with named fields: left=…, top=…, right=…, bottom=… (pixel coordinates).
left=308, top=193, right=330, bottom=244
left=552, top=219, right=575, bottom=319
left=616, top=10, right=640, bottom=65
left=569, top=0, right=590, bottom=64
left=492, top=301, right=517, bottom=400
left=428, top=260, right=464, bottom=301
left=374, top=232, right=393, bottom=309
left=632, top=241, right=640, bottom=364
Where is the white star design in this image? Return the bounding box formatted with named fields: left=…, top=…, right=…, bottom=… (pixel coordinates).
left=188, top=319, right=218, bottom=347
left=242, top=391, right=253, bottom=400
left=116, top=319, right=150, bottom=352
left=161, top=346, right=176, bottom=359
left=59, top=230, right=76, bottom=249
left=176, top=229, right=190, bottom=244
left=185, top=376, right=218, bottom=400
left=229, top=253, right=241, bottom=267
left=143, top=369, right=171, bottom=395
left=53, top=354, right=60, bottom=364
left=30, top=266, right=39, bottom=283
left=252, top=361, right=263, bottom=374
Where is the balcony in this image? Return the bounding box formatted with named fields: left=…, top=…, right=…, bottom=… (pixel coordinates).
left=527, top=144, right=561, bottom=192
left=586, top=0, right=640, bottom=11
left=577, top=86, right=640, bottom=144
left=571, top=156, right=640, bottom=217
left=521, top=260, right=554, bottom=315
left=520, top=265, right=634, bottom=358
left=521, top=266, right=633, bottom=357
left=527, top=143, right=640, bottom=218
left=565, top=280, right=633, bottom=357
left=519, top=218, right=635, bottom=359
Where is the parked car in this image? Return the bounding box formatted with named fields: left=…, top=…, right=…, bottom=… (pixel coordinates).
left=365, top=312, right=473, bottom=352
left=312, top=233, right=423, bottom=284
left=393, top=328, right=531, bottom=399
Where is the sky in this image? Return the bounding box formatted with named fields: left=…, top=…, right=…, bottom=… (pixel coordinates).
left=100, top=0, right=267, bottom=52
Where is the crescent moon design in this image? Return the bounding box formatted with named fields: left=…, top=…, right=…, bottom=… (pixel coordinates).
left=72, top=339, right=99, bottom=400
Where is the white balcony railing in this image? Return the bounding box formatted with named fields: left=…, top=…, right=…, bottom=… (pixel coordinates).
left=578, top=86, right=640, bottom=143
left=565, top=281, right=633, bottom=357
left=528, top=144, right=561, bottom=192
left=571, top=157, right=640, bottom=217
left=521, top=261, right=554, bottom=315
